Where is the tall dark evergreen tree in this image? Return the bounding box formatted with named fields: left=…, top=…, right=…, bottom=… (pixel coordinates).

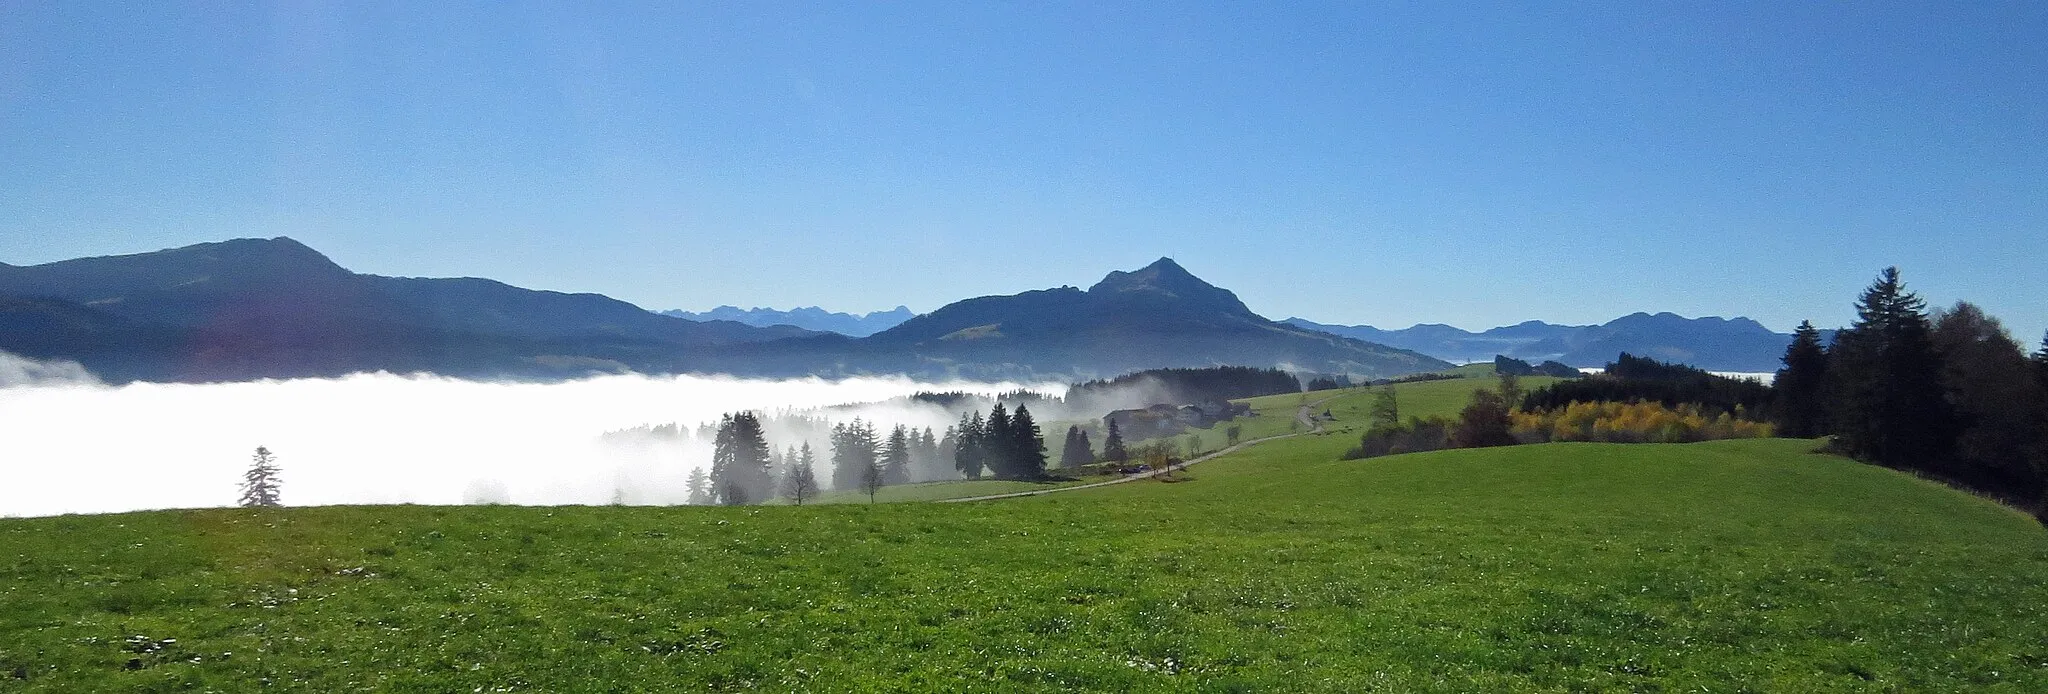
left=1007, top=404, right=1048, bottom=479
left=1102, top=418, right=1128, bottom=463
left=1827, top=267, right=1955, bottom=470
left=711, top=412, right=772, bottom=505
left=881, top=425, right=912, bottom=484
left=238, top=446, right=283, bottom=508
left=1077, top=429, right=1094, bottom=464
left=955, top=412, right=987, bottom=479
left=831, top=419, right=879, bottom=491
left=2034, top=332, right=2048, bottom=391
left=1059, top=425, right=1090, bottom=467
left=985, top=403, right=1013, bottom=478
left=1773, top=320, right=1832, bottom=438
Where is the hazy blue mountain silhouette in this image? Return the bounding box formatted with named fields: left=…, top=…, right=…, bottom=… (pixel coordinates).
left=1285, top=312, right=1816, bottom=372
left=660, top=305, right=914, bottom=337
left=0, top=238, right=813, bottom=382
left=828, top=258, right=1450, bottom=379
left=3, top=242, right=1448, bottom=383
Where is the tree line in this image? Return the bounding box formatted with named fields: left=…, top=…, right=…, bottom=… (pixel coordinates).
left=1771, top=267, right=2048, bottom=514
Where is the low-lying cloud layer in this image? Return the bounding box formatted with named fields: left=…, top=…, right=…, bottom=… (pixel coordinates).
left=0, top=353, right=1053, bottom=517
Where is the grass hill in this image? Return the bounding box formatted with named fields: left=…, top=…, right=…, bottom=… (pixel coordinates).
left=5, top=418, right=2045, bottom=689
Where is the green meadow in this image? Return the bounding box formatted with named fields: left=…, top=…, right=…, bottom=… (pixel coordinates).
left=7, top=421, right=2048, bottom=691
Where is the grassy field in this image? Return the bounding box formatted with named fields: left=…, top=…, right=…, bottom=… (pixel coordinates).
left=5, top=434, right=2047, bottom=691
left=1129, top=376, right=1564, bottom=456
left=799, top=474, right=1120, bottom=505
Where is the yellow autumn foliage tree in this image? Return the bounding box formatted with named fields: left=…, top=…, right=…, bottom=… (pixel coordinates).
left=1510, top=401, right=1773, bottom=444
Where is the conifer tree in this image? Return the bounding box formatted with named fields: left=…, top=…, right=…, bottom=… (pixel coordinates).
left=1007, top=404, right=1047, bottom=479
left=1064, top=427, right=1097, bottom=470
left=685, top=467, right=711, bottom=505
left=882, top=425, right=912, bottom=484
left=711, top=412, right=772, bottom=505
left=782, top=442, right=819, bottom=505
left=237, top=446, right=283, bottom=508
left=1077, top=429, right=1094, bottom=464
left=1773, top=320, right=1832, bottom=438
left=1828, top=267, right=1955, bottom=470
left=2034, top=331, right=2048, bottom=391
left=831, top=419, right=879, bottom=491
left=955, top=412, right=987, bottom=479
left=985, top=403, right=1013, bottom=478
left=1102, top=418, right=1128, bottom=463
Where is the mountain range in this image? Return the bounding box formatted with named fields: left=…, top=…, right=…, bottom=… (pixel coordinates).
left=1283, top=314, right=1812, bottom=372
left=0, top=238, right=1446, bottom=383
left=659, top=305, right=914, bottom=337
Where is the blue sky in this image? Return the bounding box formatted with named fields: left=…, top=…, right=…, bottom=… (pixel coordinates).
left=3, top=2, right=2044, bottom=340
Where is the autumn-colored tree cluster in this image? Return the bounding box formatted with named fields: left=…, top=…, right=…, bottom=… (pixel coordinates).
left=1510, top=401, right=1774, bottom=444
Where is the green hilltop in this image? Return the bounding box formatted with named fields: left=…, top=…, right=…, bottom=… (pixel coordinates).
left=4, top=378, right=2046, bottom=691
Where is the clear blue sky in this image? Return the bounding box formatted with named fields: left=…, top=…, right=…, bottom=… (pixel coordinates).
left=3, top=2, right=2044, bottom=340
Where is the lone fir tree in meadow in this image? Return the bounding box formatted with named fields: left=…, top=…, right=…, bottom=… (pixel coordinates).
left=1773, top=320, right=1832, bottom=438
left=237, top=446, right=282, bottom=508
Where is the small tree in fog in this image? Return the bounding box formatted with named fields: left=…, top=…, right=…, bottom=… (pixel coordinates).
left=238, top=446, right=282, bottom=508
left=783, top=442, right=820, bottom=505
left=685, top=468, right=711, bottom=505
left=861, top=456, right=886, bottom=504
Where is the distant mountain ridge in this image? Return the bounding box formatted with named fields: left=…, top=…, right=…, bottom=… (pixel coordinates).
left=812, top=258, right=1452, bottom=379
left=1, top=240, right=1451, bottom=383
left=660, top=305, right=914, bottom=337
left=1284, top=313, right=1816, bottom=372
left=0, top=238, right=815, bottom=382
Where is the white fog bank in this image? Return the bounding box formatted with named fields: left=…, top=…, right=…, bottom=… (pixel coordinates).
left=0, top=358, right=1054, bottom=517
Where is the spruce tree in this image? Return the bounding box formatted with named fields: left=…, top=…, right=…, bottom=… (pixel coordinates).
left=882, top=425, right=912, bottom=484
left=1008, top=405, right=1047, bottom=479
left=1773, top=320, right=1831, bottom=438
left=1102, top=418, right=1128, bottom=463
left=985, top=403, right=1013, bottom=478
left=1077, top=429, right=1095, bottom=465
left=955, top=412, right=987, bottom=479
left=1058, top=426, right=1083, bottom=467
left=237, top=446, right=282, bottom=508
left=832, top=419, right=879, bottom=491
left=1828, top=267, right=1955, bottom=470
left=711, top=412, right=772, bottom=505
left=685, top=467, right=711, bottom=505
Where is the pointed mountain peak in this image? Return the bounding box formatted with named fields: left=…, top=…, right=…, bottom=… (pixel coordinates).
left=1087, top=257, right=1254, bottom=316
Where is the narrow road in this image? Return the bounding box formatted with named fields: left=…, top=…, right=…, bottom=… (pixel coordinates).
left=938, top=394, right=1340, bottom=503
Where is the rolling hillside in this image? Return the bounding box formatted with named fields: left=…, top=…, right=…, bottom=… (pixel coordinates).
left=4, top=436, right=2043, bottom=690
